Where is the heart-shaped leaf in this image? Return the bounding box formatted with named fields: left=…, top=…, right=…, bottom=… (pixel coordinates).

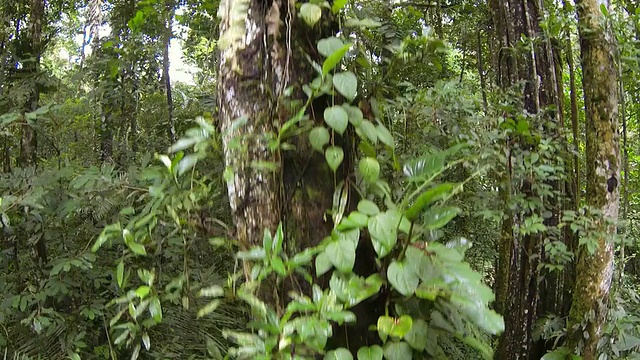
left=358, top=199, right=380, bottom=215
left=383, top=341, right=412, bottom=360
left=343, top=104, right=364, bottom=126
left=325, top=146, right=344, bottom=172
left=318, top=37, right=345, bottom=57
left=368, top=210, right=400, bottom=258
left=325, top=237, right=356, bottom=273
left=404, top=318, right=428, bottom=351
left=300, top=3, right=322, bottom=26
left=387, top=260, right=419, bottom=296
left=309, top=126, right=331, bottom=152
left=357, top=345, right=383, bottom=360
left=359, top=157, right=380, bottom=183
left=333, top=71, right=358, bottom=101
left=324, top=106, right=349, bottom=135
left=325, top=348, right=353, bottom=360
left=377, top=315, right=413, bottom=339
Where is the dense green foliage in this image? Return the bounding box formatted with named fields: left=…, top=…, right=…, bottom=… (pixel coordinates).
left=1, top=0, right=640, bottom=359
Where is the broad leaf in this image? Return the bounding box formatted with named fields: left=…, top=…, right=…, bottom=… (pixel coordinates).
left=368, top=210, right=400, bottom=258
left=357, top=199, right=380, bottom=216
left=383, top=341, right=412, bottom=360
left=324, top=106, right=349, bottom=134
left=325, top=348, right=353, bottom=360
left=404, top=183, right=455, bottom=221
left=387, top=260, right=419, bottom=296
left=357, top=345, right=383, bottom=360
left=326, top=236, right=356, bottom=273
left=359, top=157, right=380, bottom=183
left=378, top=315, right=413, bottom=339
left=333, top=71, right=358, bottom=101
left=343, top=104, right=364, bottom=126
left=376, top=124, right=394, bottom=148
left=403, top=153, right=444, bottom=181
left=404, top=318, right=428, bottom=351
left=323, top=44, right=350, bottom=76
left=316, top=252, right=333, bottom=276
left=325, top=146, right=344, bottom=172
left=424, top=206, right=461, bottom=230
left=358, top=120, right=378, bottom=143
left=318, top=37, right=345, bottom=57
left=300, top=3, right=322, bottom=26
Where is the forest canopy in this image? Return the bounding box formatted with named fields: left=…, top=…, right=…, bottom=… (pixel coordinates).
left=0, top=0, right=638, bottom=359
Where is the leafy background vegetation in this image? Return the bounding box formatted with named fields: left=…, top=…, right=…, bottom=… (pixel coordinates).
left=0, top=0, right=638, bottom=359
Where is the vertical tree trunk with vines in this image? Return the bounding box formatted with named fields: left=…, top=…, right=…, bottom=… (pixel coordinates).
left=566, top=0, right=619, bottom=357
left=217, top=0, right=378, bottom=351
left=490, top=0, right=561, bottom=357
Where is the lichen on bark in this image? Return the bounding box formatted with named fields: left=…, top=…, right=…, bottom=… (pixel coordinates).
left=567, top=0, right=619, bottom=357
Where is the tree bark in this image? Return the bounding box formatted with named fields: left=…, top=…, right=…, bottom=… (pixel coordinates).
left=566, top=0, right=619, bottom=357
left=490, top=0, right=561, bottom=357
left=163, top=0, right=175, bottom=143
left=217, top=0, right=378, bottom=351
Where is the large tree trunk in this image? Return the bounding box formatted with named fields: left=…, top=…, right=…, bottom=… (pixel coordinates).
left=217, top=0, right=378, bottom=351
left=566, top=0, right=619, bottom=357
left=490, top=0, right=561, bottom=357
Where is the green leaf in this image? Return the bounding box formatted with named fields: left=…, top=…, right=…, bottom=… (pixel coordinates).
left=325, top=348, right=353, bottom=360
left=403, top=154, right=444, bottom=181
left=197, top=299, right=222, bottom=319
left=368, top=211, right=400, bottom=258
left=273, top=223, right=284, bottom=254
left=271, top=256, right=287, bottom=275
left=405, top=183, right=455, bottom=221
left=198, top=285, right=224, bottom=298
left=333, top=71, right=358, bottom=101
left=149, top=297, right=162, bottom=322
left=376, top=124, right=394, bottom=148
left=177, top=154, right=199, bottom=176
left=310, top=126, right=331, bottom=152
left=127, top=242, right=147, bottom=256
left=404, top=318, right=428, bottom=351
left=358, top=199, right=380, bottom=216
left=332, top=0, right=348, bottom=13
left=424, top=206, right=461, bottom=230
left=325, top=146, right=345, bottom=172
left=377, top=315, right=413, bottom=339
left=326, top=238, right=356, bottom=273
left=135, top=285, right=151, bottom=298
left=316, top=252, right=333, bottom=276
left=318, top=37, right=345, bottom=57
left=324, top=106, right=349, bottom=135
left=323, top=44, right=350, bottom=76
left=346, top=211, right=368, bottom=228
left=116, top=260, right=124, bottom=288
left=383, top=341, right=413, bottom=360
left=357, top=345, right=383, bottom=360
left=142, top=333, right=150, bottom=350
left=387, top=260, right=419, bottom=296
left=343, top=104, right=364, bottom=126
left=357, top=120, right=378, bottom=143
left=300, top=3, right=322, bottom=26
left=359, top=157, right=380, bottom=183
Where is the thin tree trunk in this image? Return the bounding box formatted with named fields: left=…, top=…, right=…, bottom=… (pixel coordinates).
left=163, top=0, right=175, bottom=143
left=477, top=29, right=488, bottom=112
left=566, top=0, right=619, bottom=357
